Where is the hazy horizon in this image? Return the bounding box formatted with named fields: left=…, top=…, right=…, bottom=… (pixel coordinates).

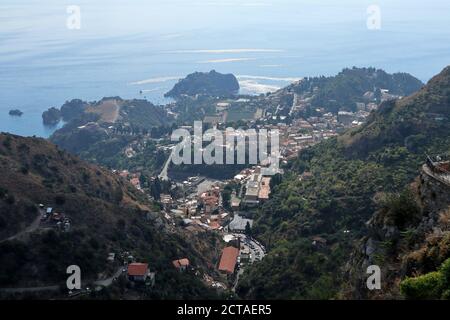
left=1, top=0, right=450, bottom=136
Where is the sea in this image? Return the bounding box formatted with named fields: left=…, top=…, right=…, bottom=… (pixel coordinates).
left=1, top=0, right=450, bottom=137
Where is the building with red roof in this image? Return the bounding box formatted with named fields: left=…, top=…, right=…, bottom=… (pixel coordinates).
left=218, top=246, right=240, bottom=274
left=127, top=262, right=149, bottom=282
left=172, top=258, right=190, bottom=272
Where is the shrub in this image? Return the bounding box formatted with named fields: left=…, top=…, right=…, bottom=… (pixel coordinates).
left=2, top=137, right=12, bottom=150
left=400, top=271, right=444, bottom=299
left=55, top=195, right=66, bottom=205
left=82, top=172, right=90, bottom=183
left=6, top=194, right=15, bottom=205
left=27, top=204, right=38, bottom=214
left=440, top=258, right=450, bottom=287
left=442, top=289, right=450, bottom=300
left=384, top=189, right=421, bottom=229
left=0, top=187, right=7, bottom=198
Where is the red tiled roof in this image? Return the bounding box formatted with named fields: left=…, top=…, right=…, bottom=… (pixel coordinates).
left=258, top=177, right=271, bottom=200
left=209, top=221, right=221, bottom=230
left=218, top=247, right=239, bottom=274
left=127, top=263, right=148, bottom=276
left=172, top=258, right=190, bottom=268
left=130, top=178, right=140, bottom=186
left=437, top=162, right=450, bottom=172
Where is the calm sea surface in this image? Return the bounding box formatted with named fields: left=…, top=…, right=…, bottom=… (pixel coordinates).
left=1, top=0, right=450, bottom=137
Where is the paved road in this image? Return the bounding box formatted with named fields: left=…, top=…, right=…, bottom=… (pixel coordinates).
left=233, top=268, right=244, bottom=292
left=0, top=285, right=59, bottom=294
left=228, top=233, right=266, bottom=291
left=423, top=164, right=450, bottom=187
left=158, top=147, right=174, bottom=181
left=230, top=233, right=266, bottom=262
left=94, top=266, right=124, bottom=287
left=0, top=266, right=125, bottom=294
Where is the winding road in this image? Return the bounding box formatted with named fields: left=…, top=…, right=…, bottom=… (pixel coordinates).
left=158, top=147, right=174, bottom=181
left=0, top=212, right=42, bottom=244
left=0, top=267, right=125, bottom=294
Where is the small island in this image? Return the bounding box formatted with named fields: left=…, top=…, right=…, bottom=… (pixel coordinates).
left=165, top=70, right=240, bottom=99
left=42, top=107, right=62, bottom=126
left=9, top=109, right=23, bottom=117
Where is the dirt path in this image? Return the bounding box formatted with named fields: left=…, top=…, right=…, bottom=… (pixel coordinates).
left=0, top=212, right=41, bottom=244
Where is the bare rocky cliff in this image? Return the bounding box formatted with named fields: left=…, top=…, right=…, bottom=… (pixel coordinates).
left=343, top=160, right=450, bottom=299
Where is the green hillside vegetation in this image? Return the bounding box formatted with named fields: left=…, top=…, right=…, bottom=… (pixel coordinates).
left=237, top=66, right=450, bottom=299
left=287, top=67, right=423, bottom=113
left=75, top=134, right=168, bottom=175
left=49, top=98, right=174, bottom=175
left=0, top=133, right=221, bottom=299
left=400, top=258, right=450, bottom=299
left=165, top=70, right=239, bottom=98
left=170, top=95, right=218, bottom=124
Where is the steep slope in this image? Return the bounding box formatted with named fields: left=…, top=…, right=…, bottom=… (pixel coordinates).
left=0, top=133, right=221, bottom=299
left=341, top=66, right=450, bottom=156
left=343, top=157, right=450, bottom=299
left=237, top=66, right=450, bottom=299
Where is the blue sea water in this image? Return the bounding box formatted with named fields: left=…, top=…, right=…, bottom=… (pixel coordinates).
left=1, top=0, right=450, bottom=137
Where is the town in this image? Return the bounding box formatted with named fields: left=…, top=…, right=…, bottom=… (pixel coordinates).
left=0, top=67, right=417, bottom=299
left=99, top=85, right=399, bottom=294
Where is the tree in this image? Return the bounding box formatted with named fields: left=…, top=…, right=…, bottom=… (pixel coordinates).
left=270, top=173, right=283, bottom=189
left=400, top=271, right=444, bottom=300
left=245, top=222, right=252, bottom=236
left=150, top=178, right=162, bottom=200
left=221, top=187, right=232, bottom=210
left=383, top=188, right=421, bottom=229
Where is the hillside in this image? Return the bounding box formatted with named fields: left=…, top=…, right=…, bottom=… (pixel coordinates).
left=279, top=67, right=423, bottom=115
left=0, top=133, right=222, bottom=299
left=47, top=97, right=174, bottom=175
left=237, top=66, right=450, bottom=299
left=343, top=165, right=450, bottom=299
left=340, top=66, right=450, bottom=156
left=165, top=70, right=240, bottom=98
left=44, top=97, right=171, bottom=129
